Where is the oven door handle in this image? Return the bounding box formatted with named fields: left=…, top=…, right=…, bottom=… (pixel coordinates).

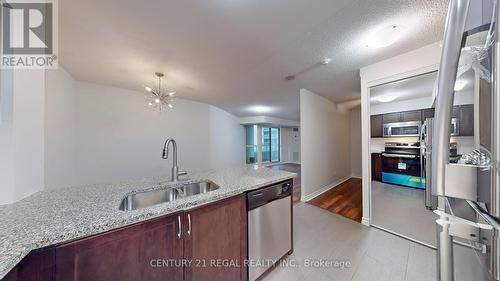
left=382, top=153, right=417, bottom=159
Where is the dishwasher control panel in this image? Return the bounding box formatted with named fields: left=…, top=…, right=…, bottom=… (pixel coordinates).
left=246, top=180, right=293, bottom=210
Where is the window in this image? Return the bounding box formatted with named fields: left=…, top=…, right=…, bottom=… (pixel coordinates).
left=245, top=125, right=258, bottom=164
left=262, top=127, right=280, bottom=162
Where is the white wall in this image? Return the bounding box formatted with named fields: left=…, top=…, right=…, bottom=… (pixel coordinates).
left=208, top=106, right=246, bottom=169
left=67, top=79, right=244, bottom=187
left=280, top=127, right=301, bottom=163
left=300, top=88, right=351, bottom=200
left=19, top=67, right=245, bottom=192
left=45, top=68, right=77, bottom=188
left=0, top=68, right=15, bottom=204
left=350, top=107, right=362, bottom=178
left=0, top=70, right=46, bottom=205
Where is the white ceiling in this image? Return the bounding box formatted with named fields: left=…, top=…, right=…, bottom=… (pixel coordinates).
left=370, top=71, right=437, bottom=105
left=59, top=0, right=449, bottom=120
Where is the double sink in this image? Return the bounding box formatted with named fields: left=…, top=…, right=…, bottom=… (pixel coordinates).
left=119, top=181, right=219, bottom=211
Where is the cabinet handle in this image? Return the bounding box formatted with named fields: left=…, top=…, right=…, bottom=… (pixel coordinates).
left=187, top=214, right=192, bottom=236
left=177, top=215, right=182, bottom=238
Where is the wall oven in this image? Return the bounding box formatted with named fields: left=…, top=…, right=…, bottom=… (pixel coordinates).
left=383, top=121, right=421, bottom=137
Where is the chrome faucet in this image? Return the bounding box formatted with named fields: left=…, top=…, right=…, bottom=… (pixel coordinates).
left=162, top=138, right=187, bottom=182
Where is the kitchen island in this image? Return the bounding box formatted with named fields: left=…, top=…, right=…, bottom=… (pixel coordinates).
left=0, top=165, right=296, bottom=280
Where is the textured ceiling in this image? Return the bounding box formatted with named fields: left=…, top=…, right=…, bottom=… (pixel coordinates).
left=59, top=0, right=449, bottom=120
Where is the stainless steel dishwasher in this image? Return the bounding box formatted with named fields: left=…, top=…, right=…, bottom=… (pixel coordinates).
left=247, top=180, right=293, bottom=281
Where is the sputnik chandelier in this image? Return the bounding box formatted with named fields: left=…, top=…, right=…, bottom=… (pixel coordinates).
left=144, top=72, right=176, bottom=110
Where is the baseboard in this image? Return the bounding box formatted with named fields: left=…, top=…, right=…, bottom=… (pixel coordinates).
left=361, top=217, right=370, bottom=226
left=281, top=161, right=301, bottom=165
left=301, top=176, right=351, bottom=202
left=350, top=174, right=362, bottom=179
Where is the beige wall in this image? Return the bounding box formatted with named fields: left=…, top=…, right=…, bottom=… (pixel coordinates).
left=300, top=88, right=351, bottom=201
left=350, top=107, right=362, bottom=178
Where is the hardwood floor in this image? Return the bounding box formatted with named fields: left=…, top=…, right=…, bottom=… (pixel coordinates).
left=268, top=163, right=301, bottom=204
left=307, top=178, right=362, bottom=222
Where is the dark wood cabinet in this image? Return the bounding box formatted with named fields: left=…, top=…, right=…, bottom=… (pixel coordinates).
left=382, top=112, right=401, bottom=124
left=4, top=195, right=248, bottom=281
left=2, top=247, right=55, bottom=281
left=184, top=195, right=247, bottom=281
left=370, top=115, right=383, bottom=138
left=401, top=110, right=422, bottom=122
left=370, top=105, right=475, bottom=138
left=379, top=110, right=422, bottom=127
left=422, top=108, right=435, bottom=120
left=371, top=153, right=382, bottom=181
left=55, top=213, right=183, bottom=281
left=459, top=104, right=474, bottom=136
left=452, top=105, right=460, bottom=119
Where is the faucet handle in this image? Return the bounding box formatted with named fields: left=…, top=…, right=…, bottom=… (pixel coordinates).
left=178, top=171, right=188, bottom=176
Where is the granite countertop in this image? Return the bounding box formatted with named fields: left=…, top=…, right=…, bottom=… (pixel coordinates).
left=0, top=165, right=296, bottom=279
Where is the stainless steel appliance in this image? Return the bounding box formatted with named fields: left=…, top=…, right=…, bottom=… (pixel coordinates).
left=381, top=142, right=424, bottom=188
left=421, top=118, right=438, bottom=209
left=433, top=0, right=499, bottom=280
left=383, top=121, right=421, bottom=137
left=420, top=118, right=459, bottom=210
left=451, top=117, right=460, bottom=136
left=247, top=180, right=293, bottom=281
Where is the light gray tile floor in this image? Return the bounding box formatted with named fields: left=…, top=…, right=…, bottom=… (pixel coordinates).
left=371, top=180, right=437, bottom=247
left=260, top=203, right=437, bottom=281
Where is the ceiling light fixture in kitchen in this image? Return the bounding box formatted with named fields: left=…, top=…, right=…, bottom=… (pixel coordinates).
left=365, top=25, right=404, bottom=48
left=454, top=80, right=466, bottom=91
left=144, top=72, right=176, bottom=110
left=373, top=95, right=397, bottom=103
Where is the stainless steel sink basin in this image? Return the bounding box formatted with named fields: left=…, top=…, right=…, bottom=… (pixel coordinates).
left=119, top=181, right=219, bottom=211
left=119, top=188, right=179, bottom=211
left=180, top=181, right=219, bottom=196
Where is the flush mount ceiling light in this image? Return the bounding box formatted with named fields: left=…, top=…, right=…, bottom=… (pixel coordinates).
left=365, top=25, right=404, bottom=48
left=320, top=58, right=332, bottom=65
left=144, top=72, right=176, bottom=110
left=249, top=105, right=272, bottom=113
left=454, top=80, right=467, bottom=91
left=373, top=95, right=397, bottom=103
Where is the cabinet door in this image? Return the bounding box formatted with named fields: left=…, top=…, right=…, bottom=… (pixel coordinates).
left=422, top=108, right=435, bottom=120
left=382, top=112, right=401, bottom=124
left=55, top=214, right=183, bottom=281
left=184, top=195, right=247, bottom=281
left=401, top=110, right=422, bottom=122
left=2, top=247, right=55, bottom=281
left=452, top=106, right=460, bottom=119
left=460, top=104, right=474, bottom=136
left=370, top=115, right=383, bottom=138
left=371, top=153, right=382, bottom=181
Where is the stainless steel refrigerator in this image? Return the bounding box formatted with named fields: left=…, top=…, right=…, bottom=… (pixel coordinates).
left=433, top=0, right=500, bottom=280
left=420, top=118, right=439, bottom=210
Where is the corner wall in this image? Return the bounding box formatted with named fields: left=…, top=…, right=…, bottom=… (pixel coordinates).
left=9, top=67, right=246, bottom=195
left=300, top=88, right=351, bottom=201
left=46, top=75, right=245, bottom=188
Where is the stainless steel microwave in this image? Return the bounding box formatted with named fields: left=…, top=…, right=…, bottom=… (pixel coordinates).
left=383, top=121, right=421, bottom=137
left=382, top=118, right=459, bottom=137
